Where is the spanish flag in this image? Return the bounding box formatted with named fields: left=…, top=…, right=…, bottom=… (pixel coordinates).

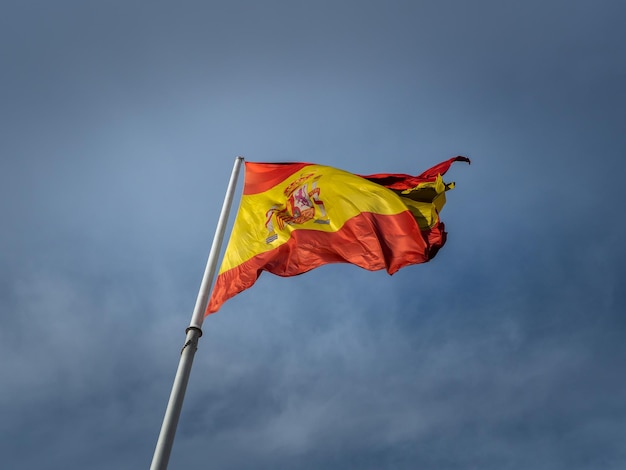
left=206, top=156, right=469, bottom=314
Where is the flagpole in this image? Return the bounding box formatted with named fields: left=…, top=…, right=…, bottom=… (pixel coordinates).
left=150, top=156, right=245, bottom=470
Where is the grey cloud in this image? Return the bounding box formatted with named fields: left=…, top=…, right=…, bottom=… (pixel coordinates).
left=2, top=0, right=625, bottom=468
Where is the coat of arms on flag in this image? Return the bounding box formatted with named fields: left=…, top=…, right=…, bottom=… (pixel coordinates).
left=264, top=172, right=330, bottom=243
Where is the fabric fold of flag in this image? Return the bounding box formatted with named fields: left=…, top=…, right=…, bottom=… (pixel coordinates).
left=206, top=156, right=469, bottom=314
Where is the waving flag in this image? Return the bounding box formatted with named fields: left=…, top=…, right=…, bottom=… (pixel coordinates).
left=206, top=156, right=469, bottom=314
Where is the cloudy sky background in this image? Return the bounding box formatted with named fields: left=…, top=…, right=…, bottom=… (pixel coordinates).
left=2, top=1, right=625, bottom=469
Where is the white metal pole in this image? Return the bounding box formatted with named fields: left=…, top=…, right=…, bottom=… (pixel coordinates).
left=150, top=156, right=245, bottom=470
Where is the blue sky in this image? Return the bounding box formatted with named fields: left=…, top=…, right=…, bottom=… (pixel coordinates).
left=1, top=1, right=625, bottom=469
